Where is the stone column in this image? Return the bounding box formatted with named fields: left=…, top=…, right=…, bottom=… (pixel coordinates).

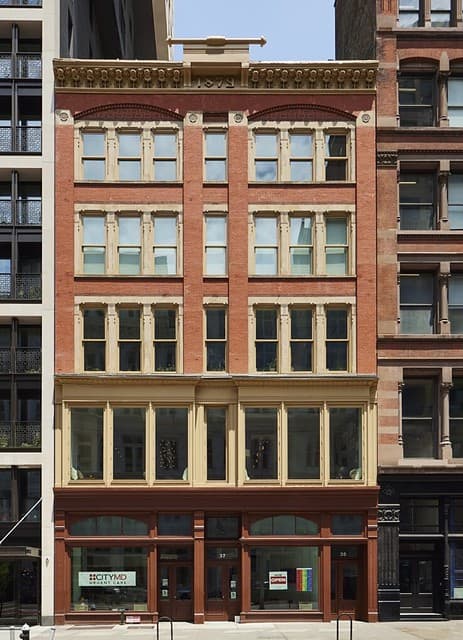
left=438, top=170, right=449, bottom=230
left=439, top=72, right=449, bottom=127
left=441, top=381, right=453, bottom=460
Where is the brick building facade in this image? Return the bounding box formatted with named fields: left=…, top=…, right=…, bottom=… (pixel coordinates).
left=53, top=40, right=378, bottom=624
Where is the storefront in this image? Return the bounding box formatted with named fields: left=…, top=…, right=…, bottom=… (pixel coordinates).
left=54, top=487, right=378, bottom=624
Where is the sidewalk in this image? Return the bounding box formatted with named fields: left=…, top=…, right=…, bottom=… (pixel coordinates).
left=3, top=620, right=462, bottom=640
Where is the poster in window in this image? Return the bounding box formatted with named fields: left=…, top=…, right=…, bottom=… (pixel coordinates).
left=296, top=567, right=313, bottom=592
left=269, top=571, right=288, bottom=590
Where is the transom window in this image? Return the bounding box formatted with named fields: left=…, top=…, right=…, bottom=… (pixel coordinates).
left=250, top=515, right=319, bottom=535
left=206, top=408, right=227, bottom=481
left=70, top=516, right=148, bottom=536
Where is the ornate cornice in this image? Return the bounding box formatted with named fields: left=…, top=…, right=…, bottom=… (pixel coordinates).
left=53, top=60, right=377, bottom=93
left=378, top=505, right=400, bottom=524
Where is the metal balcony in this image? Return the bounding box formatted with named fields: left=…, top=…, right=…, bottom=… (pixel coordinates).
left=0, top=420, right=40, bottom=449
left=0, top=347, right=41, bottom=373
left=0, top=274, right=41, bottom=300
left=0, top=54, right=41, bottom=79
left=0, top=127, right=41, bottom=153
left=0, top=199, right=41, bottom=225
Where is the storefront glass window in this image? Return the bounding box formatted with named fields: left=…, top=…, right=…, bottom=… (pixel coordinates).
left=329, top=408, right=362, bottom=480
left=250, top=515, right=318, bottom=535
left=71, top=547, right=147, bottom=611
left=250, top=546, right=319, bottom=610
left=71, top=408, right=103, bottom=480
left=450, top=544, right=463, bottom=599
left=206, top=516, right=240, bottom=539
left=331, top=515, right=363, bottom=535
left=155, top=408, right=188, bottom=480
left=287, top=408, right=320, bottom=479
left=245, top=408, right=277, bottom=480
left=158, top=514, right=192, bottom=536
left=0, top=469, right=11, bottom=521
left=450, top=499, right=463, bottom=532
left=70, top=516, right=148, bottom=536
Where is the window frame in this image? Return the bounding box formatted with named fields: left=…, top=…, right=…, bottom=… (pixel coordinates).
left=204, top=129, right=227, bottom=183
left=80, top=213, right=106, bottom=274
left=80, top=130, right=106, bottom=181
left=117, top=306, right=142, bottom=372
left=117, top=214, right=142, bottom=276
left=399, top=271, right=437, bottom=334
left=204, top=212, right=227, bottom=277
left=82, top=306, right=106, bottom=372
left=116, top=130, right=142, bottom=181
left=153, top=306, right=178, bottom=373
left=204, top=305, right=227, bottom=372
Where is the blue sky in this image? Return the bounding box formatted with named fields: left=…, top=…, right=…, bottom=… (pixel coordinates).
left=172, top=0, right=335, bottom=62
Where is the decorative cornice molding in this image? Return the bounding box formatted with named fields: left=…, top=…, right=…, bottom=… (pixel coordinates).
left=248, top=103, right=356, bottom=122
left=53, top=60, right=377, bottom=92
left=75, top=102, right=183, bottom=122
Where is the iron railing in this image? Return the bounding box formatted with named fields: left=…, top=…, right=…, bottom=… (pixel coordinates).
left=0, top=199, right=41, bottom=225
left=0, top=274, right=41, bottom=300
left=0, top=420, right=40, bottom=449
left=0, top=126, right=41, bottom=153
left=0, top=347, right=40, bottom=373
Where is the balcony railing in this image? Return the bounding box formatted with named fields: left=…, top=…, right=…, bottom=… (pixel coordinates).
left=0, top=126, right=41, bottom=153
left=0, top=54, right=41, bottom=79
left=0, top=421, right=40, bottom=449
left=0, top=199, right=41, bottom=225
left=0, top=348, right=40, bottom=373
left=0, top=274, right=41, bottom=300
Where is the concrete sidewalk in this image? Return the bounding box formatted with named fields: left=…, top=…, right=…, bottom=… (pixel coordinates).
left=4, top=620, right=462, bottom=640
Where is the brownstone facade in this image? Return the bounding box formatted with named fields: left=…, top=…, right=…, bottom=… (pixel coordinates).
left=53, top=40, right=378, bottom=624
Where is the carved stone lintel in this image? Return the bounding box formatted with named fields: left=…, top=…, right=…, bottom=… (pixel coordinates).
left=377, top=151, right=398, bottom=168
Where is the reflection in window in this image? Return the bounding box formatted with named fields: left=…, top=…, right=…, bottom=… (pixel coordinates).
left=325, top=217, right=348, bottom=274
left=250, top=546, right=319, bottom=610
left=113, top=408, right=145, bottom=480
left=289, top=133, right=312, bottom=182
left=402, top=378, right=436, bottom=458
left=245, top=408, right=277, bottom=480
left=399, top=0, right=420, bottom=27
left=82, top=216, right=105, bottom=274
left=254, top=133, right=278, bottom=182
left=205, top=216, right=226, bottom=276
left=399, top=173, right=435, bottom=230
left=118, top=217, right=140, bottom=275
left=155, top=408, right=188, bottom=480
left=206, top=407, right=226, bottom=480
left=289, top=216, right=312, bottom=275
left=287, top=408, right=319, bottom=478
left=254, top=217, right=278, bottom=275
left=431, top=0, right=451, bottom=26
left=448, top=78, right=463, bottom=126
left=205, top=132, right=227, bottom=181
left=82, top=132, right=105, bottom=180
left=400, top=273, right=435, bottom=334
left=0, top=469, right=11, bottom=521
left=71, top=408, right=103, bottom=480
left=206, top=516, right=239, bottom=539
left=329, top=408, right=362, bottom=480
left=153, top=132, right=177, bottom=181
left=153, top=216, right=177, bottom=275
left=250, top=515, right=319, bottom=535
left=118, top=133, right=141, bottom=180
left=332, top=514, right=363, bottom=535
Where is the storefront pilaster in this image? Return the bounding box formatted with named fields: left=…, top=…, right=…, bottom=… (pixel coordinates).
left=193, top=511, right=205, bottom=623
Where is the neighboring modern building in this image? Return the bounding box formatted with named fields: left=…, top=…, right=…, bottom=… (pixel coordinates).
left=336, top=0, right=463, bottom=622
left=52, top=38, right=378, bottom=624
left=0, top=0, right=170, bottom=626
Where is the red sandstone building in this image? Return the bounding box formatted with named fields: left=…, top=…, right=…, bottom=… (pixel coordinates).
left=52, top=39, right=378, bottom=624
left=336, top=0, right=463, bottom=622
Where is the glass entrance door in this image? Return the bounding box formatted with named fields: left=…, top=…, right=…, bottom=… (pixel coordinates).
left=158, top=547, right=193, bottom=622
left=206, top=552, right=240, bottom=621
left=331, top=547, right=361, bottom=619
left=399, top=555, right=435, bottom=614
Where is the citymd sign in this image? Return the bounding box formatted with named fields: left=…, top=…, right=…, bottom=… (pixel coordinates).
left=78, top=571, right=136, bottom=587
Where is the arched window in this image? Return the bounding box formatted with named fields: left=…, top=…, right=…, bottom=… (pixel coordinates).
left=249, top=515, right=318, bottom=535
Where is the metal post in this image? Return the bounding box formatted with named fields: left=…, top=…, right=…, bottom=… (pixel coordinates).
left=9, top=626, right=15, bottom=640
left=336, top=613, right=353, bottom=640
left=156, top=615, right=173, bottom=640
left=119, top=608, right=126, bottom=624
left=49, top=626, right=56, bottom=640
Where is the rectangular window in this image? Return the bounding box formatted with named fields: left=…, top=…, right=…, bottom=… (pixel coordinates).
left=245, top=408, right=277, bottom=480
left=254, top=132, right=278, bottom=182
left=113, top=408, right=145, bottom=480
left=329, top=408, right=362, bottom=480
left=287, top=408, right=320, bottom=479
left=289, top=216, right=312, bottom=275
left=400, top=273, right=435, bottom=334
left=153, top=215, right=177, bottom=275
left=205, top=307, right=226, bottom=371
left=450, top=378, right=463, bottom=457
left=205, top=215, right=227, bottom=276
left=431, top=0, right=451, bottom=26
left=206, top=407, right=226, bottom=481
left=449, top=275, right=463, bottom=333
left=290, top=307, right=312, bottom=371
left=325, top=134, right=347, bottom=181
left=400, top=498, right=439, bottom=532
left=402, top=378, right=436, bottom=457
left=399, top=76, right=435, bottom=126
left=155, top=408, right=188, bottom=480
left=82, top=132, right=105, bottom=180
left=83, top=308, right=105, bottom=371
left=254, top=216, right=278, bottom=275
left=399, top=173, right=435, bottom=230
left=118, top=308, right=141, bottom=371
left=325, top=217, right=348, bottom=275
left=0, top=469, right=11, bottom=520
left=117, top=133, right=141, bottom=180
left=153, top=132, right=177, bottom=181
left=205, top=132, right=227, bottom=181
left=153, top=308, right=176, bottom=372
left=82, top=216, right=105, bottom=274
left=448, top=78, right=463, bottom=127
left=118, top=217, right=141, bottom=275
left=255, top=308, right=278, bottom=372
left=289, top=133, right=312, bottom=182
left=326, top=308, right=348, bottom=371
left=71, top=408, right=103, bottom=480
left=451, top=544, right=463, bottom=599
left=449, top=174, right=463, bottom=230
left=399, top=0, right=420, bottom=26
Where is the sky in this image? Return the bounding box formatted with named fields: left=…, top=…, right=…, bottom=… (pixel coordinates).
left=172, top=0, right=335, bottom=62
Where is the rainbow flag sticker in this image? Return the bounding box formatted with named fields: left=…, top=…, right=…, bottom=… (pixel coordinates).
left=296, top=567, right=313, bottom=592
